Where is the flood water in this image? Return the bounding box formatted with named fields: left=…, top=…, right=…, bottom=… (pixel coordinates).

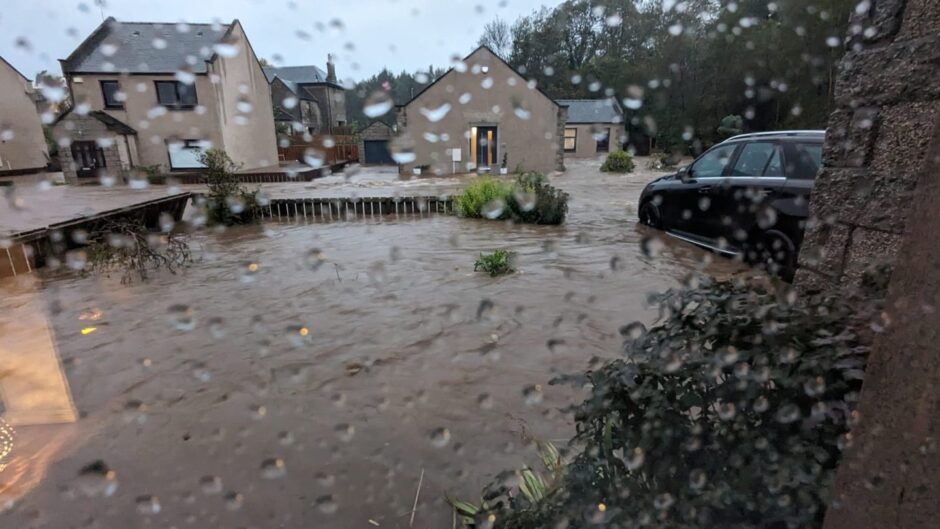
left=0, top=158, right=744, bottom=528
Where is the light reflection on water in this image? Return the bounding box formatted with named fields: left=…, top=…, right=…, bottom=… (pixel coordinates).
left=0, top=160, right=743, bottom=527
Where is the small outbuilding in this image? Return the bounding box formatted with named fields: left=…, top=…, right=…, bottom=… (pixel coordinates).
left=358, top=121, right=396, bottom=165
left=556, top=98, right=626, bottom=158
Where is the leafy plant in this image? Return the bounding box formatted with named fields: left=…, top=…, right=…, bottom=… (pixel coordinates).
left=455, top=177, right=513, bottom=219
left=717, top=114, right=745, bottom=138
left=600, top=150, right=635, bottom=173
left=474, top=249, right=515, bottom=277
left=198, top=149, right=261, bottom=226
left=462, top=277, right=879, bottom=529
left=139, top=164, right=167, bottom=185
left=508, top=172, right=568, bottom=225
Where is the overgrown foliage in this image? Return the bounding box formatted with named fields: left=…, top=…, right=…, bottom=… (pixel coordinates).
left=84, top=219, right=192, bottom=284
left=458, top=277, right=877, bottom=529
left=198, top=149, right=262, bottom=226
left=474, top=249, right=516, bottom=277
left=455, top=173, right=568, bottom=225
left=600, top=150, right=635, bottom=173
left=139, top=164, right=167, bottom=185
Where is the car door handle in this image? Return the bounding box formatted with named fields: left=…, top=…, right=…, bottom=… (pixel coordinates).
left=698, top=186, right=713, bottom=194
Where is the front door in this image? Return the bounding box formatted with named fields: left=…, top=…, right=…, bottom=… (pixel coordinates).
left=474, top=126, right=498, bottom=169
left=70, top=141, right=106, bottom=178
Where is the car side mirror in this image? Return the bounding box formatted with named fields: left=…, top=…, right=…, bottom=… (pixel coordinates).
left=678, top=165, right=694, bottom=182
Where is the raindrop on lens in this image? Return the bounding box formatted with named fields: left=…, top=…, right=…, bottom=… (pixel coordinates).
left=166, top=304, right=196, bottom=331
left=199, top=475, right=223, bottom=495
left=363, top=91, right=393, bottom=118
left=315, top=494, right=338, bottom=514
left=481, top=199, right=505, bottom=219
left=304, top=248, right=326, bottom=270
left=430, top=427, right=451, bottom=448
left=512, top=190, right=536, bottom=212
left=522, top=385, right=543, bottom=405
left=335, top=423, right=355, bottom=442
left=76, top=461, right=118, bottom=498
left=135, top=495, right=161, bottom=515
left=689, top=469, right=707, bottom=489
left=640, top=236, right=664, bottom=258
left=477, top=393, right=494, bottom=409
left=260, top=457, right=287, bottom=479
left=625, top=447, right=644, bottom=470
left=225, top=491, right=244, bottom=510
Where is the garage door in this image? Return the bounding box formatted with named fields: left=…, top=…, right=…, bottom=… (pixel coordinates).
left=363, top=140, right=395, bottom=165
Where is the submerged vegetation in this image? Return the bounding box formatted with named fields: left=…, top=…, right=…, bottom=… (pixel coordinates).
left=454, top=277, right=878, bottom=529
left=599, top=150, right=635, bottom=173
left=474, top=249, right=516, bottom=277
left=83, top=219, right=193, bottom=284
left=455, top=172, right=568, bottom=225
left=199, top=149, right=263, bottom=226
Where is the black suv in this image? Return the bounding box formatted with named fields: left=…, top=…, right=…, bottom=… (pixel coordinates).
left=638, top=131, right=824, bottom=280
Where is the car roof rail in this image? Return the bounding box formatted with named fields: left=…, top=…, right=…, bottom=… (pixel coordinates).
left=724, top=130, right=826, bottom=142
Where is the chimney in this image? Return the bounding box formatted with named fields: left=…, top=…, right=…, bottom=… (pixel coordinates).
left=326, top=54, right=337, bottom=83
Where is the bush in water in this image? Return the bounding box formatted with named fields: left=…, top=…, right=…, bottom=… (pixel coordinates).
left=198, top=149, right=262, bottom=226
left=473, top=249, right=516, bottom=277
left=455, top=172, right=568, bottom=225
left=453, top=277, right=878, bottom=529
left=455, top=177, right=514, bottom=219
left=600, top=149, right=635, bottom=173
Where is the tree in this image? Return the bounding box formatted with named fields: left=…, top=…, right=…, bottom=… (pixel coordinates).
left=258, top=57, right=272, bottom=67
left=478, top=18, right=512, bottom=59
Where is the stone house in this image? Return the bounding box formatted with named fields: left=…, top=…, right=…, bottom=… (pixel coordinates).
left=264, top=60, right=347, bottom=135
left=358, top=120, right=396, bottom=165
left=0, top=56, right=49, bottom=175
left=53, top=17, right=278, bottom=184
left=396, top=46, right=566, bottom=175
left=557, top=98, right=626, bottom=158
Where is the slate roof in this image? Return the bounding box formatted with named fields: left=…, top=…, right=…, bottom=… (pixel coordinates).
left=262, top=65, right=329, bottom=84
left=557, top=99, right=623, bottom=124
left=60, top=17, right=232, bottom=74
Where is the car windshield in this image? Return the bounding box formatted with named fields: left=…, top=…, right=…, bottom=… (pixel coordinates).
left=0, top=2, right=936, bottom=529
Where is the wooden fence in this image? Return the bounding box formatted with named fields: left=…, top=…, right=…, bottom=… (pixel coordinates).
left=277, top=134, right=359, bottom=165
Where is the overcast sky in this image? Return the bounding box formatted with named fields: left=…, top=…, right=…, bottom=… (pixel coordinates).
left=0, top=0, right=559, bottom=84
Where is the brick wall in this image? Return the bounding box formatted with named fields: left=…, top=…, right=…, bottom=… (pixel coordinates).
left=795, top=0, right=940, bottom=290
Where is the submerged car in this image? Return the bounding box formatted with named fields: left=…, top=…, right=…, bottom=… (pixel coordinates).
left=638, top=130, right=824, bottom=280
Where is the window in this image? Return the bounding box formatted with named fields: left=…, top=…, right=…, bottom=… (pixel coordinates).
left=764, top=147, right=784, bottom=176
left=731, top=142, right=777, bottom=177
left=595, top=128, right=610, bottom=153
left=796, top=143, right=822, bottom=172
left=564, top=128, right=577, bottom=152
left=155, top=81, right=197, bottom=108
left=690, top=143, right=737, bottom=177
left=167, top=139, right=210, bottom=169
left=100, top=80, right=123, bottom=109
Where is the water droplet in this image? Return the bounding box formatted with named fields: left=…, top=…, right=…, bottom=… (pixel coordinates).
left=625, top=447, right=644, bottom=470
left=225, top=491, right=244, bottom=510
left=429, top=427, right=451, bottom=448
left=619, top=321, right=647, bottom=339
left=76, top=461, right=118, bottom=498
left=640, top=236, right=664, bottom=258
left=240, top=261, right=260, bottom=283
left=213, top=42, right=239, bottom=58
left=363, top=91, right=393, bottom=118
left=512, top=190, right=536, bottom=212
left=753, top=395, right=770, bottom=413
left=135, top=495, right=161, bottom=515
left=668, top=22, right=684, bottom=36
left=151, top=38, right=167, bottom=49
left=335, top=423, right=355, bottom=442
left=718, top=402, right=736, bottom=420
left=199, top=475, right=223, bottom=495
left=166, top=304, right=196, bottom=331
left=756, top=206, right=777, bottom=229
left=481, top=199, right=505, bottom=219
left=522, top=385, right=543, bottom=406
left=260, top=457, right=286, bottom=479
left=654, top=492, right=675, bottom=510
left=419, top=102, right=452, bottom=122
left=315, top=472, right=335, bottom=487
left=303, top=148, right=325, bottom=168
left=477, top=393, right=493, bottom=409
left=315, top=494, right=338, bottom=514
left=304, top=248, right=326, bottom=270
left=207, top=317, right=226, bottom=339
left=689, top=468, right=707, bottom=489
left=775, top=403, right=801, bottom=424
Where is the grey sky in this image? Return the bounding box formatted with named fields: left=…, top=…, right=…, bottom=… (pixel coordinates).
left=0, top=0, right=559, bottom=84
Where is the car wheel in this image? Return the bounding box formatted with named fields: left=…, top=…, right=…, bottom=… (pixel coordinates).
left=754, top=230, right=797, bottom=281
left=639, top=201, right=662, bottom=229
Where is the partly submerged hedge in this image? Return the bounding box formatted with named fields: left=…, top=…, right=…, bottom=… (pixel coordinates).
left=455, top=172, right=568, bottom=225
left=600, top=149, right=635, bottom=173
left=455, top=277, right=877, bottom=529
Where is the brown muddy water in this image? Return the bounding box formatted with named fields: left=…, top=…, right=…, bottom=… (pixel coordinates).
left=0, top=159, right=744, bottom=528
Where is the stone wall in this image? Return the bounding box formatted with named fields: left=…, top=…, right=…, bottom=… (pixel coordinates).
left=795, top=0, right=940, bottom=290
left=53, top=113, right=123, bottom=185
left=358, top=121, right=394, bottom=165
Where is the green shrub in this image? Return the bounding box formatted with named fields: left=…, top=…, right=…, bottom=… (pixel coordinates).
left=457, top=277, right=877, bottom=529
left=139, top=164, right=167, bottom=185
left=455, top=177, right=513, bottom=219
left=717, top=114, right=745, bottom=138
left=474, top=249, right=515, bottom=277
left=508, top=172, right=568, bottom=225
left=198, top=149, right=261, bottom=226
left=600, top=150, right=635, bottom=173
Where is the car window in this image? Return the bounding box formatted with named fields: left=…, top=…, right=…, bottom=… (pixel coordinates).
left=764, top=147, right=784, bottom=176
left=691, top=144, right=737, bottom=177
left=796, top=143, right=822, bottom=172
left=731, top=142, right=776, bottom=176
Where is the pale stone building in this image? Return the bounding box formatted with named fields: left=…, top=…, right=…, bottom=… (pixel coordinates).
left=0, top=56, right=49, bottom=175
